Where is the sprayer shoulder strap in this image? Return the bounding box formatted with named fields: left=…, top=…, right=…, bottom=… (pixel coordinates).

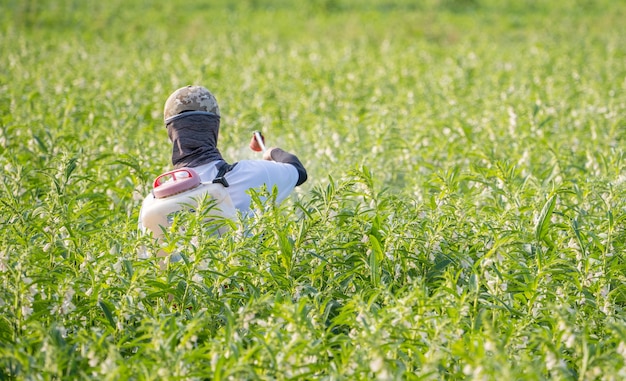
left=212, top=161, right=238, bottom=188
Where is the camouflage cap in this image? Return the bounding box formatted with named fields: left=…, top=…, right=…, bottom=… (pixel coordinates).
left=163, top=85, right=220, bottom=124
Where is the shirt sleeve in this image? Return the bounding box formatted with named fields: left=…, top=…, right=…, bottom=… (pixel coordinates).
left=267, top=148, right=308, bottom=186
left=222, top=160, right=301, bottom=213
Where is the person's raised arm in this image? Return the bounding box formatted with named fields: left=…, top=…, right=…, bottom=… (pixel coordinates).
left=263, top=147, right=307, bottom=186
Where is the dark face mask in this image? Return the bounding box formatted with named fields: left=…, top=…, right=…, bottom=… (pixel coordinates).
left=166, top=113, right=223, bottom=168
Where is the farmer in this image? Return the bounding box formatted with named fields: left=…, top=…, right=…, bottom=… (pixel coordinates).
left=148, top=85, right=307, bottom=217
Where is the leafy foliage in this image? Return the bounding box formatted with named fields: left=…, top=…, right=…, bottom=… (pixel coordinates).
left=1, top=0, right=626, bottom=379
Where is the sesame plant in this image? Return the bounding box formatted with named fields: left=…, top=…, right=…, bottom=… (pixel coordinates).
left=1, top=0, right=626, bottom=379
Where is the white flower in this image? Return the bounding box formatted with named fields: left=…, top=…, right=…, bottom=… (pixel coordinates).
left=242, top=311, right=255, bottom=330
left=21, top=304, right=33, bottom=319
left=0, top=251, right=8, bottom=272
left=157, top=368, right=169, bottom=378
left=484, top=340, right=495, bottom=352
left=369, top=356, right=384, bottom=373
left=564, top=333, right=576, bottom=349
left=61, top=287, right=76, bottom=314
left=99, top=354, right=115, bottom=375
left=88, top=350, right=99, bottom=367
left=616, top=341, right=626, bottom=361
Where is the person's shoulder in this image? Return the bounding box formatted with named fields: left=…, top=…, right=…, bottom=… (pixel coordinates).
left=236, top=159, right=294, bottom=170
left=231, top=160, right=299, bottom=187
left=237, top=159, right=265, bottom=165
left=233, top=160, right=298, bottom=178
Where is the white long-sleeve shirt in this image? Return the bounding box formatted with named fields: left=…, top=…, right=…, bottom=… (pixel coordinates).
left=185, top=159, right=300, bottom=214
left=138, top=158, right=300, bottom=232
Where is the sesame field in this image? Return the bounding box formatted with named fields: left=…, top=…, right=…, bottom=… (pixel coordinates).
left=1, top=0, right=626, bottom=379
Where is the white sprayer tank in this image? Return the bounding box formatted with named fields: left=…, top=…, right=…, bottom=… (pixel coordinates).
left=140, top=167, right=236, bottom=253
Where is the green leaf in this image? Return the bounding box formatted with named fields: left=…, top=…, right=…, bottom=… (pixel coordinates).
left=368, top=234, right=383, bottom=287
left=535, top=195, right=556, bottom=242
left=98, top=300, right=116, bottom=330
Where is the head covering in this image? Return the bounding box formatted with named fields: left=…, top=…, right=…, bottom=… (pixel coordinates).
left=164, top=85, right=220, bottom=124
left=167, top=114, right=223, bottom=168
left=164, top=86, right=223, bottom=168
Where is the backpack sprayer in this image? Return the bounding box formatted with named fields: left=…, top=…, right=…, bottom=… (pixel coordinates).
left=140, top=131, right=267, bottom=258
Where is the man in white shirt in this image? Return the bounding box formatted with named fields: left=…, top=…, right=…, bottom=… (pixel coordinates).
left=140, top=85, right=307, bottom=224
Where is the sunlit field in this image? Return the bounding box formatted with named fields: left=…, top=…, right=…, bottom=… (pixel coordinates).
left=1, top=0, right=626, bottom=379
